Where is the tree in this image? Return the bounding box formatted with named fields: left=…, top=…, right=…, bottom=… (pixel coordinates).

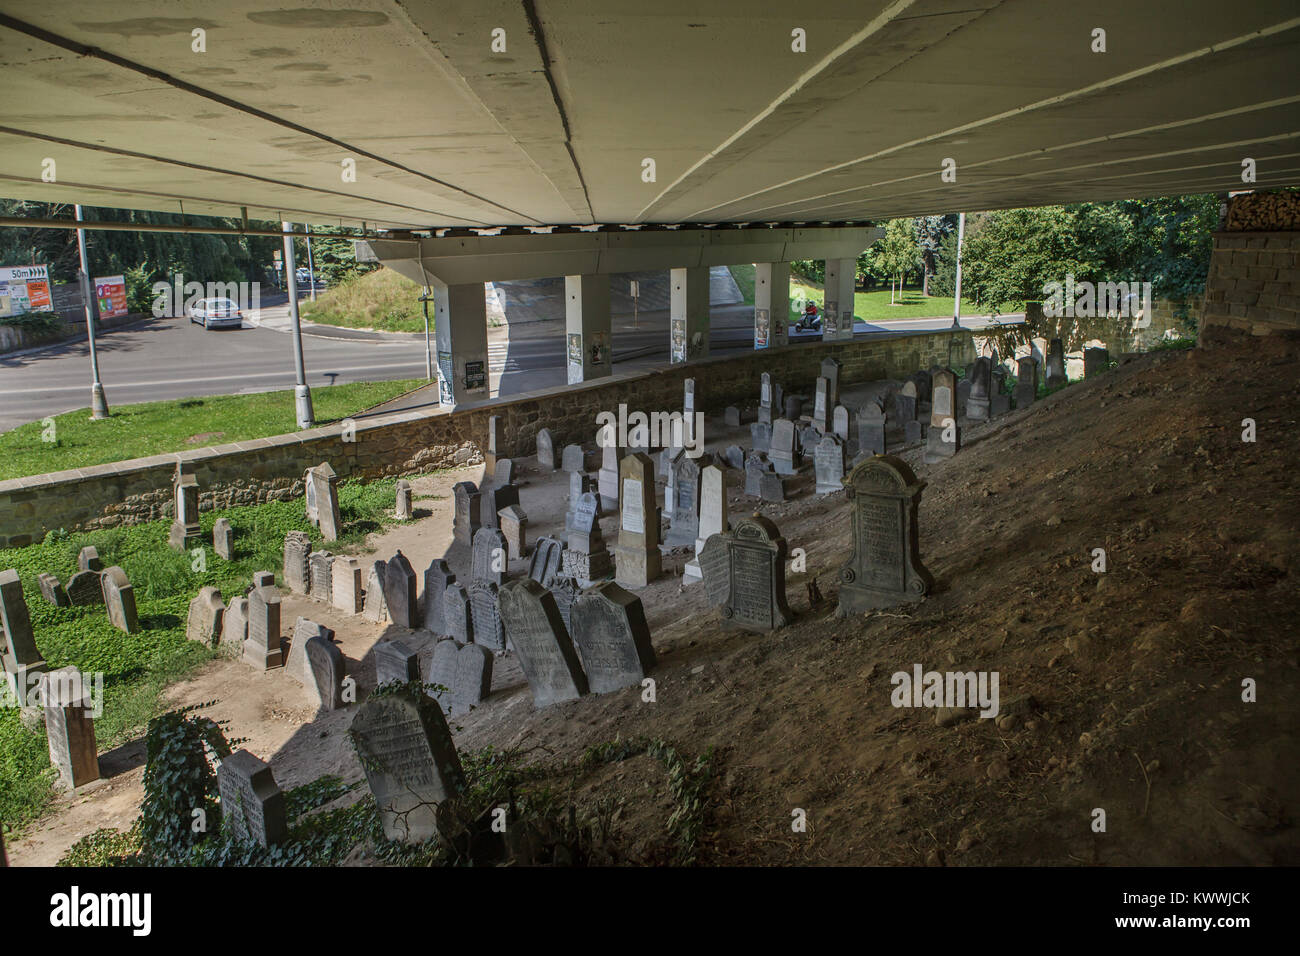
left=875, top=218, right=920, bottom=304
left=913, top=215, right=956, bottom=295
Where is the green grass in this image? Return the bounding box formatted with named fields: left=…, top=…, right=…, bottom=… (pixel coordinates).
left=0, top=478, right=406, bottom=836
left=727, top=264, right=756, bottom=305
left=0, top=379, right=424, bottom=481
left=301, top=268, right=426, bottom=333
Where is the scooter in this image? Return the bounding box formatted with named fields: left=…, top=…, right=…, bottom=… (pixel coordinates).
left=794, top=303, right=822, bottom=333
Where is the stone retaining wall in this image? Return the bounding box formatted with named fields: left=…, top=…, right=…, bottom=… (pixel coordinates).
left=1200, top=231, right=1300, bottom=342
left=0, top=328, right=972, bottom=547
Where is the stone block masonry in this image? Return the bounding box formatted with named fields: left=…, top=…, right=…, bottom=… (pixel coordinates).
left=1201, top=231, right=1300, bottom=343
left=0, top=329, right=971, bottom=548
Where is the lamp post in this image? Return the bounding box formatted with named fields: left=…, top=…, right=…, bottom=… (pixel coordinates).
left=951, top=211, right=966, bottom=330
left=75, top=204, right=109, bottom=419
left=282, top=222, right=314, bottom=428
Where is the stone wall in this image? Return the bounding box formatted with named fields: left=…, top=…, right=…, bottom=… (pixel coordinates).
left=1200, top=231, right=1300, bottom=342
left=0, top=328, right=972, bottom=548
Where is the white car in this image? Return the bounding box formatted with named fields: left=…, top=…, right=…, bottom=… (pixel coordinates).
left=188, top=297, right=243, bottom=329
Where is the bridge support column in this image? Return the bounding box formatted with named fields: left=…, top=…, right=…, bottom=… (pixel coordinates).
left=753, top=262, right=790, bottom=349
left=670, top=266, right=710, bottom=363
left=432, top=279, right=489, bottom=406
left=565, top=275, right=612, bottom=384
left=823, top=257, right=857, bottom=341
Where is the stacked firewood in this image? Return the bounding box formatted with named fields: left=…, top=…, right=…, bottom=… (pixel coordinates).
left=1227, top=189, right=1300, bottom=231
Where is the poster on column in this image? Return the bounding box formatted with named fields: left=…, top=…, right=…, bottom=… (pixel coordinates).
left=823, top=300, right=838, bottom=336
left=438, top=351, right=454, bottom=404
left=754, top=308, right=770, bottom=348
left=841, top=309, right=854, bottom=339
left=94, top=275, right=129, bottom=319
left=671, top=318, right=686, bottom=363
left=464, top=360, right=486, bottom=392
left=567, top=333, right=584, bottom=384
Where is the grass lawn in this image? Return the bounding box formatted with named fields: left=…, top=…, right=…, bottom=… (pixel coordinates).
left=0, top=478, right=408, bottom=834
left=0, top=379, right=424, bottom=482
left=302, top=268, right=426, bottom=333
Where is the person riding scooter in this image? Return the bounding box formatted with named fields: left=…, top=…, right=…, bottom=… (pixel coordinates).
left=795, top=302, right=821, bottom=332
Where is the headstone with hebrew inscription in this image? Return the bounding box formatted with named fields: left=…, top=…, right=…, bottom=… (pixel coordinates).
left=451, top=643, right=494, bottom=714
left=469, top=581, right=506, bottom=652
left=383, top=551, right=419, bottom=629
left=537, top=427, right=556, bottom=470
left=814, top=435, right=846, bottom=495
left=452, top=481, right=481, bottom=547
left=498, top=580, right=588, bottom=708
left=308, top=551, right=334, bottom=605
left=40, top=667, right=99, bottom=790
left=769, top=419, right=798, bottom=475
left=283, top=531, right=312, bottom=594
left=715, top=515, right=794, bottom=633
left=612, top=453, right=661, bottom=588
left=471, top=527, right=509, bottom=587
left=102, top=567, right=139, bottom=634
left=374, top=639, right=420, bottom=686
left=423, top=560, right=455, bottom=636
left=218, top=749, right=288, bottom=847
left=244, top=584, right=283, bottom=670
left=837, top=456, right=934, bottom=613
left=528, top=536, right=566, bottom=589
left=569, top=582, right=655, bottom=694
left=186, top=586, right=226, bottom=648
left=304, top=463, right=342, bottom=541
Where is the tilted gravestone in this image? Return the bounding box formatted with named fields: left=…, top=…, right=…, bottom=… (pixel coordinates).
left=471, top=527, right=509, bottom=587
left=286, top=617, right=334, bottom=685
left=697, top=533, right=731, bottom=609
left=744, top=453, right=769, bottom=498
left=821, top=357, right=843, bottom=408
left=665, top=453, right=706, bottom=548
left=444, top=583, right=473, bottom=643
left=451, top=643, right=494, bottom=714
left=569, top=582, right=656, bottom=694
left=213, top=518, right=234, bottom=560
left=498, top=504, right=528, bottom=562
left=724, top=445, right=745, bottom=471
left=78, top=546, right=102, bottom=573
left=305, top=635, right=345, bottom=712
left=612, top=453, right=662, bottom=589
left=814, top=435, right=846, bottom=495
left=563, top=491, right=612, bottom=586
left=221, top=596, right=248, bottom=653
left=244, top=584, right=283, bottom=670
left=750, top=421, right=772, bottom=454
left=924, top=369, right=961, bottom=463
left=837, top=455, right=934, bottom=613
left=1084, top=346, right=1109, bottom=378
left=426, top=639, right=459, bottom=713
left=1046, top=338, right=1067, bottom=388
left=66, top=570, right=103, bottom=606
left=101, top=567, right=139, bottom=634
left=422, top=560, right=455, bottom=637
left=332, top=556, right=364, bottom=614
left=186, top=586, right=226, bottom=647
left=768, top=419, right=798, bottom=475
left=1, top=569, right=46, bottom=702
left=685, top=464, right=727, bottom=583
left=549, top=574, right=581, bottom=635
left=37, top=573, right=68, bottom=608
left=362, top=562, right=389, bottom=623
left=383, top=551, right=419, bottom=629
left=498, top=579, right=588, bottom=708
left=349, top=685, right=466, bottom=842
left=308, top=551, right=334, bottom=605
left=480, top=482, right=519, bottom=530
left=561, top=443, right=586, bottom=474
left=966, top=356, right=992, bottom=422
left=452, top=481, right=481, bottom=547
left=304, top=463, right=342, bottom=541
left=528, top=536, right=566, bottom=589
left=858, top=399, right=886, bottom=456
left=169, top=461, right=202, bottom=552
left=283, top=531, right=312, bottom=594
left=395, top=480, right=413, bottom=520
left=758, top=371, right=774, bottom=425
left=469, top=581, right=506, bottom=652
left=710, top=515, right=794, bottom=633
left=374, top=639, right=420, bottom=686
left=40, top=667, right=99, bottom=790
left=218, top=749, right=288, bottom=847
left=536, top=427, right=556, bottom=470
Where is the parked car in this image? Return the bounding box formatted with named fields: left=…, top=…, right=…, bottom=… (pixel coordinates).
left=295, top=267, right=312, bottom=284
left=188, top=297, right=243, bottom=329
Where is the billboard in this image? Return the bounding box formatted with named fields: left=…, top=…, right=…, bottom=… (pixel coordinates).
left=94, top=275, right=129, bottom=319
left=0, top=265, right=52, bottom=317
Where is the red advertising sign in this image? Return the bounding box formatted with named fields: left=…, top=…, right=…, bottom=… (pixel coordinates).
left=94, top=275, right=129, bottom=319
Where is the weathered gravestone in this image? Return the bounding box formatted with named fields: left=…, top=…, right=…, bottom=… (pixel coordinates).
left=569, top=582, right=656, bottom=694
left=750, top=421, right=772, bottom=454
left=549, top=574, right=581, bottom=635
left=484, top=415, right=502, bottom=475
left=244, top=584, right=283, bottom=670
left=783, top=395, right=803, bottom=420
left=821, top=357, right=843, bottom=408
left=218, top=749, right=287, bottom=847
left=724, top=406, right=741, bottom=428
left=286, top=617, right=334, bottom=688
left=332, top=556, right=364, bottom=614
left=349, top=685, right=465, bottom=842
left=362, top=562, right=389, bottom=623
left=1046, top=338, right=1067, bottom=389
left=758, top=372, right=774, bottom=425
left=744, top=453, right=768, bottom=498
left=769, top=419, right=798, bottom=475
left=283, top=531, right=312, bottom=594
left=597, top=443, right=620, bottom=508
left=168, top=461, right=202, bottom=552
left=304, top=463, right=342, bottom=541
left=536, top=428, right=556, bottom=470
left=66, top=570, right=103, bottom=606
left=252, top=571, right=275, bottom=588
left=612, top=453, right=662, bottom=588
left=493, top=458, right=515, bottom=488
left=481, top=482, right=519, bottom=531
left=498, top=579, right=588, bottom=707
left=37, top=573, right=68, bottom=608
left=528, top=536, right=566, bottom=589
left=213, top=518, right=234, bottom=560
left=308, top=551, right=334, bottom=605
left=1, top=569, right=46, bottom=703
left=471, top=527, right=509, bottom=587
left=966, top=356, right=992, bottom=422
left=305, top=635, right=345, bottom=711
left=426, top=639, right=459, bottom=713
left=394, top=480, right=413, bottom=520
left=1084, top=346, right=1109, bottom=378
left=685, top=464, right=727, bottom=583
left=40, top=667, right=99, bottom=790
left=837, top=455, right=934, bottom=613
left=451, top=643, right=494, bottom=714
left=499, top=504, right=528, bottom=562
left=469, top=581, right=506, bottom=652
left=1014, top=356, right=1037, bottom=408
left=452, top=481, right=481, bottom=547
left=759, top=471, right=785, bottom=503
left=812, top=377, right=831, bottom=433
left=814, top=435, right=846, bottom=495
left=909, top=370, right=932, bottom=405
left=665, top=453, right=705, bottom=548
left=444, top=583, right=473, bottom=643
left=374, top=639, right=420, bottom=685
left=221, top=596, right=248, bottom=653
left=569, top=470, right=594, bottom=511
left=700, top=515, right=794, bottom=633
left=833, top=405, right=852, bottom=443
left=422, top=560, right=455, bottom=636
left=724, top=445, right=745, bottom=471
left=894, top=383, right=918, bottom=425
left=383, top=552, right=419, bottom=629
left=859, top=399, right=886, bottom=456
left=561, top=443, right=586, bottom=474
left=186, top=586, right=226, bottom=647
left=101, top=567, right=139, bottom=634
left=924, top=369, right=961, bottom=463
left=78, top=546, right=102, bottom=572
left=990, top=366, right=1011, bottom=416
left=564, top=491, right=612, bottom=586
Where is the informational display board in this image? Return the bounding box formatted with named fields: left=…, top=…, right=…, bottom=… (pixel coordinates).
left=0, top=265, right=52, bottom=317
left=94, top=275, right=129, bottom=319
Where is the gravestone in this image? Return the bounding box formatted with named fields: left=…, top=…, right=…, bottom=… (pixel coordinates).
left=859, top=399, right=886, bottom=456
left=812, top=377, right=831, bottom=433
left=564, top=491, right=613, bottom=586
left=451, top=643, right=494, bottom=715
left=78, top=546, right=101, bottom=572
left=304, top=463, right=342, bottom=541
left=169, top=461, right=202, bottom=552
left=769, top=419, right=798, bottom=475
left=484, top=415, right=502, bottom=475
left=66, top=570, right=103, bottom=606
left=750, top=421, right=772, bottom=454
left=498, top=580, right=588, bottom=708
left=990, top=366, right=1011, bottom=416
left=1, top=569, right=45, bottom=703
left=493, top=458, right=515, bottom=488
left=221, top=596, right=249, bottom=652
left=597, top=443, right=620, bottom=508
left=697, top=533, right=732, bottom=609
left=966, top=356, right=992, bottom=421
left=612, top=453, right=662, bottom=588
left=422, top=560, right=455, bottom=636
left=1046, top=338, right=1067, bottom=388
left=332, top=556, right=364, bottom=614
left=395, top=480, right=413, bottom=520
left=724, top=445, right=745, bottom=470
left=283, top=531, right=312, bottom=594
left=724, top=406, right=741, bottom=428
left=759, top=472, right=786, bottom=503
left=821, top=357, right=842, bottom=408
left=714, top=515, right=794, bottom=633
left=549, top=575, right=582, bottom=635
left=469, top=582, right=506, bottom=652
left=536, top=428, right=556, bottom=470
left=683, top=378, right=697, bottom=445
left=528, top=536, right=567, bottom=589
left=744, top=453, right=771, bottom=498
left=308, top=551, right=334, bottom=605
left=383, top=552, right=419, bottom=629
left=684, top=464, right=727, bottom=582
left=305, top=635, right=345, bottom=711
left=956, top=379, right=971, bottom=417
left=924, top=370, right=961, bottom=463
left=213, top=518, right=234, bottom=560
left=40, top=667, right=99, bottom=790
left=218, top=749, right=287, bottom=847
left=783, top=395, right=803, bottom=420
left=772, top=382, right=784, bottom=414
left=1014, top=356, right=1037, bottom=408
left=569, top=582, right=656, bottom=694
left=374, top=639, right=420, bottom=685
left=480, top=482, right=519, bottom=530
left=498, top=504, right=528, bottom=561
left=1084, top=346, right=1109, bottom=378
left=838, top=455, right=934, bottom=612
left=832, top=405, right=851, bottom=443
left=186, top=586, right=226, bottom=648
left=905, top=419, right=923, bottom=444
left=452, top=481, right=481, bottom=547
left=894, top=384, right=917, bottom=425
left=444, top=583, right=473, bottom=644
left=665, top=454, right=705, bottom=548
left=561, top=444, right=585, bottom=474
left=814, top=436, right=846, bottom=494
left=471, top=527, right=509, bottom=587
left=569, top=470, right=594, bottom=511
left=252, top=571, right=275, bottom=589
left=349, top=685, right=466, bottom=842
left=37, top=573, right=68, bottom=608
left=426, top=639, right=459, bottom=712
left=909, top=370, right=932, bottom=405
left=286, top=617, right=335, bottom=689
left=362, top=562, right=389, bottom=623
left=101, top=566, right=139, bottom=634
left=758, top=371, right=773, bottom=425
left=244, top=584, right=283, bottom=670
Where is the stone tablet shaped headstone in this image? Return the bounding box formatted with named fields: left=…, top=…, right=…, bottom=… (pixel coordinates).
left=469, top=581, right=506, bottom=652
left=40, top=667, right=99, bottom=790
left=750, top=421, right=772, bottom=454
left=1046, top=338, right=1067, bottom=388
left=423, top=560, right=455, bottom=636
left=744, top=453, right=770, bottom=498
left=332, top=556, right=364, bottom=614
left=452, top=481, right=481, bottom=547
left=349, top=686, right=466, bottom=843
left=66, top=570, right=103, bottom=607
left=528, top=536, right=567, bottom=589
left=966, top=356, right=992, bottom=422
left=308, top=551, right=334, bottom=605
left=548, top=574, right=581, bottom=635
left=170, top=461, right=202, bottom=552
left=717, top=516, right=794, bottom=633
left=37, top=573, right=69, bottom=608
left=723, top=406, right=740, bottom=428
left=374, top=639, right=420, bottom=686
left=698, top=534, right=731, bottom=608
left=613, top=453, right=662, bottom=589
left=244, top=585, right=283, bottom=670
left=1, top=569, right=45, bottom=698
left=783, top=395, right=803, bottom=420
left=426, top=639, right=459, bottom=712
left=471, top=527, right=509, bottom=587
left=305, top=463, right=342, bottom=541
left=812, top=377, right=830, bottom=432
left=821, top=357, right=842, bottom=408
left=493, top=458, right=515, bottom=488
left=832, top=405, right=851, bottom=442
left=305, top=635, right=345, bottom=712
left=383, top=551, right=419, bottom=629
left=536, top=428, right=556, bottom=470
left=186, top=586, right=226, bottom=648
left=395, top=480, right=413, bottom=520
left=769, top=419, right=798, bottom=475
left=497, top=580, right=588, bottom=708
left=665, top=454, right=705, bottom=548
left=362, top=562, right=389, bottom=623
left=597, top=443, right=620, bottom=507
left=724, top=445, right=745, bottom=471
left=759, top=372, right=773, bottom=425
left=283, top=531, right=312, bottom=595
left=858, top=399, right=886, bottom=457
left=212, top=518, right=234, bottom=560
left=759, top=472, right=785, bottom=503
left=101, top=566, right=138, bottom=634
left=499, top=504, right=528, bottom=562
left=451, top=643, right=494, bottom=714
left=569, top=582, right=655, bottom=694
left=561, top=444, right=585, bottom=474
left=78, top=546, right=102, bottom=573
left=218, top=749, right=288, bottom=847
left=286, top=616, right=333, bottom=684
left=221, top=596, right=249, bottom=652
left=444, top=583, right=473, bottom=643
left=814, top=436, right=846, bottom=495
left=685, top=464, right=727, bottom=583
left=837, top=456, right=934, bottom=613
left=1084, top=346, right=1109, bottom=378
left=481, top=482, right=519, bottom=530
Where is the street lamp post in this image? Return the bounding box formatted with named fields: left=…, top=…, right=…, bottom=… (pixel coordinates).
left=75, top=204, right=109, bottom=419
left=951, top=211, right=966, bottom=330
left=282, top=221, right=314, bottom=428
left=420, top=288, right=434, bottom=382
